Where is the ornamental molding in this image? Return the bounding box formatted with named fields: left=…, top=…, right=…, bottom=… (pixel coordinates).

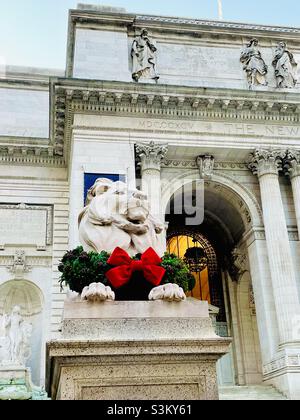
left=0, top=136, right=66, bottom=166
left=284, top=149, right=300, bottom=178
left=0, top=255, right=52, bottom=267
left=210, top=171, right=263, bottom=226
left=196, top=155, right=215, bottom=180
left=248, top=148, right=286, bottom=177
left=243, top=226, right=299, bottom=245
left=263, top=355, right=300, bottom=377
left=135, top=15, right=300, bottom=35
left=232, top=247, right=249, bottom=276
left=6, top=250, right=32, bottom=279
left=136, top=141, right=168, bottom=172
left=204, top=178, right=252, bottom=227
left=162, top=159, right=249, bottom=170
left=51, top=79, right=300, bottom=159
left=69, top=9, right=300, bottom=36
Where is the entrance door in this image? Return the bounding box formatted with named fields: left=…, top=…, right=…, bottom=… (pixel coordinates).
left=167, top=234, right=236, bottom=386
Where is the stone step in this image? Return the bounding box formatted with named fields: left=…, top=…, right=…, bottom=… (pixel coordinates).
left=219, top=386, right=288, bottom=400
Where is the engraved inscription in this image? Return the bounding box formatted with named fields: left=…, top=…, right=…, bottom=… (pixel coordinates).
left=75, top=115, right=300, bottom=138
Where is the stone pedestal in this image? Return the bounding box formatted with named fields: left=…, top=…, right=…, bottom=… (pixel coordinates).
left=0, top=366, right=49, bottom=400
left=46, top=299, right=231, bottom=400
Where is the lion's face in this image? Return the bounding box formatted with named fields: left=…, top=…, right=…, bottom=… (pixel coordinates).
left=87, top=179, right=150, bottom=225
left=79, top=178, right=165, bottom=256
left=127, top=190, right=149, bottom=224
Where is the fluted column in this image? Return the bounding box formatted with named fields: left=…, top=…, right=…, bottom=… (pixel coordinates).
left=285, top=150, right=300, bottom=239
left=248, top=149, right=300, bottom=344
left=136, top=141, right=168, bottom=219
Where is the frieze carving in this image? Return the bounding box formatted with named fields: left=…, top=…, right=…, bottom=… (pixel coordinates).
left=51, top=79, right=300, bottom=161
left=162, top=160, right=249, bottom=170
left=0, top=256, right=52, bottom=267
left=248, top=148, right=286, bottom=177
left=68, top=89, right=300, bottom=117
left=0, top=142, right=64, bottom=167
left=162, top=159, right=197, bottom=169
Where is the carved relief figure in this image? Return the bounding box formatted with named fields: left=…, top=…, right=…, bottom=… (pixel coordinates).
left=78, top=178, right=165, bottom=257
left=0, top=306, right=32, bottom=366
left=240, top=39, right=268, bottom=88
left=272, top=42, right=298, bottom=88
left=131, top=29, right=159, bottom=82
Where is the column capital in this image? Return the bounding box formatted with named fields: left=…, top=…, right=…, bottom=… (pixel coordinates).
left=248, top=148, right=285, bottom=178
left=136, top=141, right=168, bottom=172
left=196, top=155, right=215, bottom=180
left=284, top=150, right=300, bottom=179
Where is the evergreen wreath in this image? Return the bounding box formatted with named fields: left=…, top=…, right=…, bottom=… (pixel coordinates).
left=58, top=246, right=195, bottom=301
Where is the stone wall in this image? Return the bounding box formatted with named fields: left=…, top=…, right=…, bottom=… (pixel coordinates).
left=0, top=88, right=49, bottom=138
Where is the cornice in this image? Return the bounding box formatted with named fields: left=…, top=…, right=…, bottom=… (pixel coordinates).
left=135, top=15, right=300, bottom=36
left=50, top=78, right=300, bottom=158
left=0, top=140, right=65, bottom=167
left=69, top=9, right=300, bottom=37
left=0, top=78, right=50, bottom=91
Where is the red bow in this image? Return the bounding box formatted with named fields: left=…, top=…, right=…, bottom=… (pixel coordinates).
left=106, top=247, right=166, bottom=289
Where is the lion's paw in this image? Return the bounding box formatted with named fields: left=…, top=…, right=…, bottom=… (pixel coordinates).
left=149, top=283, right=186, bottom=302
left=66, top=290, right=80, bottom=302
left=81, top=283, right=115, bottom=302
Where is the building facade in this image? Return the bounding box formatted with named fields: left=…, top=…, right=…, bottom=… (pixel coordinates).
left=1, top=4, right=300, bottom=399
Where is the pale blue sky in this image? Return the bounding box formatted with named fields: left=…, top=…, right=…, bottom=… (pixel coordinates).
left=1, top=0, right=300, bottom=70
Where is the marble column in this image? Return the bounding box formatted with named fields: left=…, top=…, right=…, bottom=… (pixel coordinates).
left=248, top=148, right=300, bottom=344
left=285, top=150, right=300, bottom=239
left=136, top=141, right=168, bottom=219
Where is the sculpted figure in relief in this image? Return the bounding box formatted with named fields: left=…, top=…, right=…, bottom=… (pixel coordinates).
left=240, top=39, right=268, bottom=88
left=272, top=42, right=298, bottom=88
left=0, top=306, right=32, bottom=366
left=131, top=29, right=159, bottom=82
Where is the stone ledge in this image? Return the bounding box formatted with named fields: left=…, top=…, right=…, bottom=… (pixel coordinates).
left=62, top=299, right=218, bottom=340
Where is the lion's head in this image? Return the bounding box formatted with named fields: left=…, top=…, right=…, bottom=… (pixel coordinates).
left=79, top=178, right=165, bottom=256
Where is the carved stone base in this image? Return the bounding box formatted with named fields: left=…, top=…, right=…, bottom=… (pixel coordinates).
left=0, top=366, right=49, bottom=400
left=46, top=299, right=231, bottom=400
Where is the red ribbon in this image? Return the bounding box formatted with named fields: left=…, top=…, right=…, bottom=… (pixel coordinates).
left=106, top=247, right=166, bottom=289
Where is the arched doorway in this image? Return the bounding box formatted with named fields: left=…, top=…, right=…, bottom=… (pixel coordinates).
left=0, top=280, right=44, bottom=384
left=163, top=175, right=263, bottom=386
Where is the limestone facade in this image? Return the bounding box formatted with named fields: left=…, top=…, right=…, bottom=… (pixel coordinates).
left=1, top=4, right=300, bottom=399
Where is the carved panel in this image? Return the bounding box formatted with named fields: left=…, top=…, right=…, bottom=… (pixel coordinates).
left=0, top=204, right=53, bottom=249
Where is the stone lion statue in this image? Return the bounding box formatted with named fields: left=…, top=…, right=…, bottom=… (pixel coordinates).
left=79, top=178, right=165, bottom=257
left=74, top=178, right=186, bottom=303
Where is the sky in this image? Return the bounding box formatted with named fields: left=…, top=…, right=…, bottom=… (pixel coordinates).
left=1, top=0, right=300, bottom=70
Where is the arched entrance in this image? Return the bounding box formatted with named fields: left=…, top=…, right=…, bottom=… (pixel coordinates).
left=163, top=174, right=263, bottom=386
